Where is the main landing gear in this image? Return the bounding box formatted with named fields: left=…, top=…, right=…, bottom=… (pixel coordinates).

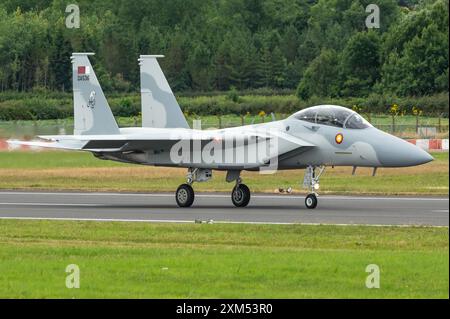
left=231, top=178, right=251, bottom=207
left=175, top=183, right=195, bottom=207
left=175, top=167, right=325, bottom=209
left=175, top=168, right=210, bottom=207
left=175, top=169, right=251, bottom=208
left=303, top=165, right=325, bottom=209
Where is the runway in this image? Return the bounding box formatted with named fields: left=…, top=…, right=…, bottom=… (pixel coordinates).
left=0, top=191, right=448, bottom=226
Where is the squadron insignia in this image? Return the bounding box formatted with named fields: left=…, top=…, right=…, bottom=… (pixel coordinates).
left=88, top=91, right=96, bottom=108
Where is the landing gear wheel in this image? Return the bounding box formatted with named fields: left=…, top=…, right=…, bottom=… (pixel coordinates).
left=231, top=184, right=251, bottom=207
left=176, top=184, right=195, bottom=207
left=305, top=193, right=318, bottom=209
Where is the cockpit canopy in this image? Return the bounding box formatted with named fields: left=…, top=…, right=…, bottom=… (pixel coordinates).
left=291, top=105, right=372, bottom=129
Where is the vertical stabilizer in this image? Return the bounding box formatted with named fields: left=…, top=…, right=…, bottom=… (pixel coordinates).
left=71, top=53, right=120, bottom=135
left=139, top=55, right=189, bottom=128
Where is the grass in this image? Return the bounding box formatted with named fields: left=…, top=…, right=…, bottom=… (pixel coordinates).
left=0, top=219, right=447, bottom=298
left=0, top=151, right=448, bottom=195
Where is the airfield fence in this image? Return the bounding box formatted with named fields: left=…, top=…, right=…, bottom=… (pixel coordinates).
left=190, top=114, right=449, bottom=139
left=0, top=114, right=448, bottom=140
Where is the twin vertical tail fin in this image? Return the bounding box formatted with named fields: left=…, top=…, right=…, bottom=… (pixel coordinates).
left=70, top=53, right=189, bottom=134
left=71, top=53, right=120, bottom=135
left=139, top=55, right=189, bottom=129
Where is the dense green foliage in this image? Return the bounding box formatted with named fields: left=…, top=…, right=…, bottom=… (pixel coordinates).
left=0, top=91, right=448, bottom=121
left=0, top=0, right=448, bottom=98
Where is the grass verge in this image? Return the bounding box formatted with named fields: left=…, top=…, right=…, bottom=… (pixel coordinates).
left=0, top=219, right=448, bottom=298
left=0, top=151, right=448, bottom=195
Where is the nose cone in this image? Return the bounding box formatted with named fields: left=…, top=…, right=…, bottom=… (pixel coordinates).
left=407, top=146, right=434, bottom=166
left=374, top=131, right=434, bottom=167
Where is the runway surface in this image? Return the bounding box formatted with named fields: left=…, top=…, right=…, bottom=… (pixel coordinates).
left=0, top=191, right=448, bottom=226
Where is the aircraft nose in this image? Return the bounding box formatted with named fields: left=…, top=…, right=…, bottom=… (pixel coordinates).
left=375, top=132, right=434, bottom=167
left=406, top=146, right=434, bottom=166
left=414, top=146, right=434, bottom=165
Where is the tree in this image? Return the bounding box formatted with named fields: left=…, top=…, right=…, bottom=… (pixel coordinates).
left=280, top=24, right=300, bottom=64
left=381, top=24, right=448, bottom=95
left=187, top=41, right=214, bottom=91
left=213, top=29, right=259, bottom=90
left=49, top=27, right=72, bottom=91
left=340, top=31, right=381, bottom=97
left=214, top=41, right=232, bottom=90
left=379, top=0, right=449, bottom=95
left=296, top=49, right=340, bottom=99
left=162, top=30, right=190, bottom=91
left=0, top=0, right=447, bottom=96
left=270, top=46, right=287, bottom=88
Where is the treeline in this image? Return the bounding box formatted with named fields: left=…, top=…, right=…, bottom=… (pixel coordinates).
left=0, top=0, right=448, bottom=99
left=1, top=92, right=447, bottom=121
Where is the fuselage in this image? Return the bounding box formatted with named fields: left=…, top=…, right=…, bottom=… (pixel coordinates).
left=97, top=108, right=433, bottom=171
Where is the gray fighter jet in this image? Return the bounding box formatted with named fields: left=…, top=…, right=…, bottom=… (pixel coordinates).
left=10, top=53, right=433, bottom=209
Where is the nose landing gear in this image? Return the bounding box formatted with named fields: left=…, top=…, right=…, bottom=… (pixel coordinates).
left=303, top=165, right=325, bottom=209
left=305, top=193, right=318, bottom=209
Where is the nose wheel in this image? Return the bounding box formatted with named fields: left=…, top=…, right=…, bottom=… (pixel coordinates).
left=303, top=165, right=326, bottom=209
left=305, top=193, right=318, bottom=209
left=231, top=183, right=251, bottom=207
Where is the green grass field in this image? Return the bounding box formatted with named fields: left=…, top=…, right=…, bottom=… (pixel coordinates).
left=0, top=220, right=447, bottom=298
left=0, top=151, right=447, bottom=299
left=0, top=151, right=448, bottom=195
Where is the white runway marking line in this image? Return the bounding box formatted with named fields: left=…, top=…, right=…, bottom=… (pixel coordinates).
left=0, top=191, right=448, bottom=201
left=0, top=216, right=447, bottom=228
left=0, top=202, right=104, bottom=207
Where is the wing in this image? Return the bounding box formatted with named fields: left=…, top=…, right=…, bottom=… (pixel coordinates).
left=35, top=128, right=314, bottom=151
left=9, top=129, right=315, bottom=169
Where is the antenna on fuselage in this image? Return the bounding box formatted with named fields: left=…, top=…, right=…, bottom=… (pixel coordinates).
left=372, top=167, right=378, bottom=176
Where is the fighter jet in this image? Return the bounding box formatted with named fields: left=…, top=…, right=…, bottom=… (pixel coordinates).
left=9, top=53, right=434, bottom=209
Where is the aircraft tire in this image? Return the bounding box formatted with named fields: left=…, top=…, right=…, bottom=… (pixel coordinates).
left=231, top=184, right=251, bottom=207
left=305, top=193, right=318, bottom=209
left=176, top=184, right=195, bottom=207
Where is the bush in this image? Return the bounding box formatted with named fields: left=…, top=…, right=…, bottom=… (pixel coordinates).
left=0, top=97, right=72, bottom=120
left=110, top=97, right=140, bottom=117
left=0, top=91, right=448, bottom=121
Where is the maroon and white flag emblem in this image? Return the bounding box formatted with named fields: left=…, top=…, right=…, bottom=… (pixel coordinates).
left=77, top=66, right=90, bottom=75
